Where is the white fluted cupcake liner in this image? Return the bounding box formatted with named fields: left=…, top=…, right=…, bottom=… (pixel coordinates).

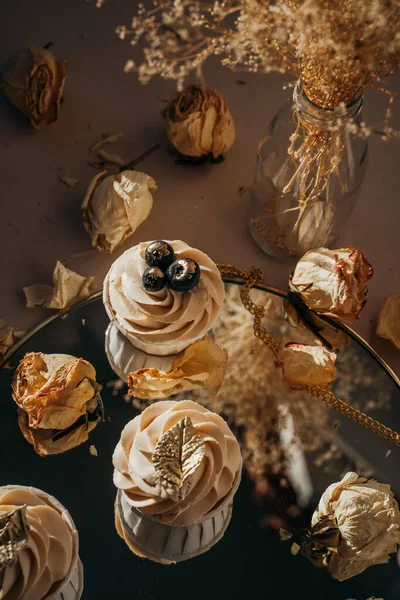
left=0, top=485, right=83, bottom=600
left=105, top=322, right=178, bottom=383
left=115, top=464, right=242, bottom=564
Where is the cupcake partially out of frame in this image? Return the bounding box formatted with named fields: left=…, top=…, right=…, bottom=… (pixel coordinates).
left=103, top=240, right=225, bottom=357
left=0, top=485, right=83, bottom=599
left=113, top=400, right=242, bottom=563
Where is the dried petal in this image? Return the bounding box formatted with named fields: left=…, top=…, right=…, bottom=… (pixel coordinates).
left=82, top=170, right=156, bottom=253
left=279, top=343, right=337, bottom=389
left=0, top=506, right=30, bottom=568
left=0, top=320, right=15, bottom=357
left=311, top=472, right=400, bottom=581
left=58, top=175, right=79, bottom=188
left=90, top=132, right=125, bottom=151
left=12, top=352, right=102, bottom=430
left=152, top=416, right=205, bottom=497
left=127, top=336, right=228, bottom=400
left=97, top=149, right=126, bottom=166
left=163, top=84, right=235, bottom=158
left=290, top=247, right=373, bottom=323
left=89, top=444, right=98, bottom=456
left=1, top=46, right=67, bottom=129
left=23, top=261, right=94, bottom=310
left=376, top=295, right=400, bottom=349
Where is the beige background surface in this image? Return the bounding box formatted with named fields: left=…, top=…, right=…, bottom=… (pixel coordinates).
left=1, top=0, right=399, bottom=374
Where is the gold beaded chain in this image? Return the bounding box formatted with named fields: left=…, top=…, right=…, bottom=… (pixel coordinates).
left=217, top=264, right=400, bottom=447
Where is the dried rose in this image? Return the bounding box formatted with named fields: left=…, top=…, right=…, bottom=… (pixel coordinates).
left=290, top=247, right=373, bottom=323
left=285, top=303, right=350, bottom=352
left=23, top=261, right=94, bottom=310
left=18, top=393, right=103, bottom=456
left=128, top=336, right=228, bottom=400
left=376, top=295, right=400, bottom=350
left=1, top=46, right=67, bottom=129
left=309, top=472, right=400, bottom=581
left=82, top=170, right=156, bottom=253
left=279, top=343, right=337, bottom=389
left=163, top=84, right=235, bottom=159
left=12, top=352, right=102, bottom=430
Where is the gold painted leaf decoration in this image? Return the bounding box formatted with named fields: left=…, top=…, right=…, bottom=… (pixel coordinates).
left=0, top=506, right=30, bottom=568
left=153, top=416, right=205, bottom=494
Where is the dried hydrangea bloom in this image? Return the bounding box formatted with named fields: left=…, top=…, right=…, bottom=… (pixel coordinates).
left=163, top=85, right=235, bottom=159
left=376, top=295, right=400, bottom=350
left=310, top=472, right=400, bottom=581
left=279, top=343, right=337, bottom=389
left=128, top=336, right=228, bottom=400
left=290, top=247, right=373, bottom=323
left=23, top=261, right=94, bottom=310
left=1, top=46, right=67, bottom=129
left=12, top=352, right=101, bottom=430
left=82, top=170, right=156, bottom=253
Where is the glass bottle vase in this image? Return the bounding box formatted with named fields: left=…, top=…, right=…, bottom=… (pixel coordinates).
left=249, top=83, right=368, bottom=261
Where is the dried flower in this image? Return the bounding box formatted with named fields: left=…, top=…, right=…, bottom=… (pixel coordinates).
left=12, top=352, right=102, bottom=430
left=163, top=85, right=235, bottom=159
left=23, top=261, right=94, bottom=310
left=310, top=472, right=400, bottom=581
left=82, top=170, right=156, bottom=253
left=290, top=247, right=373, bottom=323
left=376, top=295, right=400, bottom=350
left=18, top=402, right=103, bottom=456
left=1, top=46, right=67, bottom=129
left=279, top=343, right=337, bottom=390
left=128, top=336, right=228, bottom=400
left=58, top=176, right=79, bottom=188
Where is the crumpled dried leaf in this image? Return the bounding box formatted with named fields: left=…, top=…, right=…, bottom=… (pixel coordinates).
left=279, top=343, right=337, bottom=389
left=0, top=506, right=30, bottom=568
left=18, top=393, right=103, bottom=456
left=376, top=295, right=400, bottom=350
left=311, top=472, right=400, bottom=581
left=127, top=336, right=228, bottom=400
left=290, top=246, right=373, bottom=323
left=82, top=170, right=156, bottom=253
left=1, top=45, right=67, bottom=129
left=152, top=416, right=205, bottom=497
left=12, top=352, right=102, bottom=430
left=23, top=261, right=94, bottom=310
left=163, top=84, right=235, bottom=158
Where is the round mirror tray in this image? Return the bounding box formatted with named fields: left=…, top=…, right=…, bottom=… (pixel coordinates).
left=1, top=280, right=399, bottom=600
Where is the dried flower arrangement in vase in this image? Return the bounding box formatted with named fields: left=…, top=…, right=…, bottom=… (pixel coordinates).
left=97, top=0, right=400, bottom=260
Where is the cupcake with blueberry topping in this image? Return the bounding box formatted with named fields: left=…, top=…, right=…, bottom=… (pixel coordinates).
left=103, top=240, right=225, bottom=357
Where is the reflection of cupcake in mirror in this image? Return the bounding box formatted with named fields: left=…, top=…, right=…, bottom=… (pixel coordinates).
left=0, top=484, right=83, bottom=599
left=113, top=400, right=242, bottom=563
left=12, top=352, right=104, bottom=456
left=103, top=240, right=227, bottom=399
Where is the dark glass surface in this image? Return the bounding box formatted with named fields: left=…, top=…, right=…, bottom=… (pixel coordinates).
left=1, top=284, right=400, bottom=600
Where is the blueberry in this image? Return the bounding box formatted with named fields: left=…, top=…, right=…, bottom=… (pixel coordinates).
left=166, top=258, right=201, bottom=292
left=142, top=267, right=167, bottom=292
left=145, top=241, right=175, bottom=270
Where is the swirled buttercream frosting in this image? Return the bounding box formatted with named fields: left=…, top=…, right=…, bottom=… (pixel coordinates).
left=0, top=487, right=73, bottom=600
left=103, top=241, right=225, bottom=355
left=113, top=400, right=241, bottom=526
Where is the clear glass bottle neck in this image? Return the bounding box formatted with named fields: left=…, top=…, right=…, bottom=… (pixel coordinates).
left=293, top=82, right=363, bottom=127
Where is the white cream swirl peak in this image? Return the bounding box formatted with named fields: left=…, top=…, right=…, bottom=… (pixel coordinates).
left=103, top=240, right=225, bottom=356
left=113, top=400, right=242, bottom=563
left=0, top=485, right=83, bottom=600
